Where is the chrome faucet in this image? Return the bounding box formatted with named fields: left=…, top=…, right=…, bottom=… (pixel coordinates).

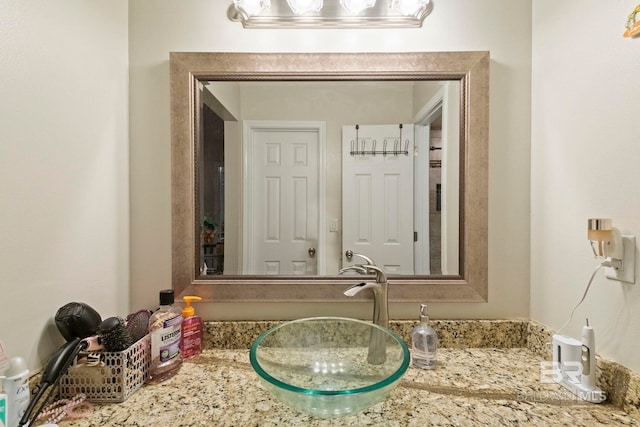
left=339, top=254, right=389, bottom=364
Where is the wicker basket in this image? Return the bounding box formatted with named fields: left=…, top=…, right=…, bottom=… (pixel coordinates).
left=59, top=334, right=150, bottom=403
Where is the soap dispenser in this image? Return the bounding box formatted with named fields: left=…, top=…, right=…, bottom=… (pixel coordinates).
left=411, top=304, right=438, bottom=369
left=180, top=296, right=203, bottom=360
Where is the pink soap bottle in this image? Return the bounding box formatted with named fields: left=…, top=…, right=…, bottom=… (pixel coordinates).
left=180, top=296, right=203, bottom=360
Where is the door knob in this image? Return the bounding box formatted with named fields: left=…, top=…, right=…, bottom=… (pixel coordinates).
left=308, top=247, right=316, bottom=257
left=345, top=250, right=353, bottom=260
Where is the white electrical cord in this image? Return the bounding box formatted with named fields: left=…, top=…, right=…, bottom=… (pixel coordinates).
left=556, top=262, right=608, bottom=335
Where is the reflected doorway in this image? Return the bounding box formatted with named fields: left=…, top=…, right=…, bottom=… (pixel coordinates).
left=200, top=104, right=225, bottom=274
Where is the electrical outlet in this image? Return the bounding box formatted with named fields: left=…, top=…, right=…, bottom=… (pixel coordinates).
left=605, top=235, right=636, bottom=284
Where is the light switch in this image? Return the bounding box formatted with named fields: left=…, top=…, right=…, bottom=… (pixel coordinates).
left=329, top=218, right=339, bottom=232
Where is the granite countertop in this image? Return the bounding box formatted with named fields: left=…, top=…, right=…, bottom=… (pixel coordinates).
left=55, top=348, right=637, bottom=427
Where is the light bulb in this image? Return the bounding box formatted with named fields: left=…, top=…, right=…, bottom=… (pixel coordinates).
left=340, top=0, right=376, bottom=14
left=392, top=0, right=430, bottom=16
left=287, top=0, right=323, bottom=15
left=233, top=0, right=271, bottom=17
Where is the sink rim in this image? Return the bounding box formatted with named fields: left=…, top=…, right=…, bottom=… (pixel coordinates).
left=249, top=316, right=410, bottom=396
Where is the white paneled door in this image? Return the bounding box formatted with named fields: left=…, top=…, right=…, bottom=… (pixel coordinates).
left=342, top=124, right=414, bottom=274
left=243, top=121, right=325, bottom=275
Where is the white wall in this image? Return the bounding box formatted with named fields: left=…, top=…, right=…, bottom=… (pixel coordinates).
left=531, top=1, right=640, bottom=372
left=0, top=1, right=129, bottom=370
left=129, top=0, right=532, bottom=321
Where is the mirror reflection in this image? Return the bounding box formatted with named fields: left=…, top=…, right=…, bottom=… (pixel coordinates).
left=198, top=80, right=460, bottom=277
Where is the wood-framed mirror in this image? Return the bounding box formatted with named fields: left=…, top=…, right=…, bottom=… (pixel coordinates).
left=171, top=51, right=488, bottom=303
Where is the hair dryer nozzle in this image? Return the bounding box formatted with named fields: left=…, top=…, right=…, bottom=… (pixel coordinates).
left=55, top=302, right=102, bottom=341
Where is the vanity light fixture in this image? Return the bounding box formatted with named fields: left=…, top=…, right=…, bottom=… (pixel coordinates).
left=228, top=0, right=433, bottom=28
left=587, top=218, right=636, bottom=283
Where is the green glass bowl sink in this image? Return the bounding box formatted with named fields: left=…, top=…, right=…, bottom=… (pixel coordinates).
left=249, top=317, right=410, bottom=418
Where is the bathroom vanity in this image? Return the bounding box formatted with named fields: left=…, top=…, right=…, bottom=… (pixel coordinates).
left=54, top=348, right=636, bottom=426
left=54, top=320, right=638, bottom=426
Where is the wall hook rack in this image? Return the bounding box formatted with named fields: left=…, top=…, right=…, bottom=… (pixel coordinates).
left=349, top=124, right=410, bottom=156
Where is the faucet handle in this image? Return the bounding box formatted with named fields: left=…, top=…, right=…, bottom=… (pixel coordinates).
left=352, top=253, right=376, bottom=265
left=360, top=264, right=388, bottom=284
left=339, top=265, right=368, bottom=275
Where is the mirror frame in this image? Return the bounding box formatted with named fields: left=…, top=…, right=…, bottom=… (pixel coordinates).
left=171, top=51, right=489, bottom=303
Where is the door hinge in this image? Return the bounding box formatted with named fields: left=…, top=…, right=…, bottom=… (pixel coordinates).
left=414, top=231, right=418, bottom=242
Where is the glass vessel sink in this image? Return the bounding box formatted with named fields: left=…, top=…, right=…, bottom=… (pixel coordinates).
left=249, top=317, right=410, bottom=418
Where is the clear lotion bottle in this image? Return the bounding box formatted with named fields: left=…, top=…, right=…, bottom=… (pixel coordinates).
left=411, top=304, right=438, bottom=369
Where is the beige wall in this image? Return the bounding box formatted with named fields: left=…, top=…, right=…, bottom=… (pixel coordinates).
left=531, top=1, right=640, bottom=372
left=0, top=0, right=129, bottom=370
left=129, top=0, right=532, bottom=321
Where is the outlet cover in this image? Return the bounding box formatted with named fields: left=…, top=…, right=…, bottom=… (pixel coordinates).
left=605, top=235, right=636, bottom=284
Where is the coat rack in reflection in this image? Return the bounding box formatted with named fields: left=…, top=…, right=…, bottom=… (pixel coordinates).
left=349, top=124, right=410, bottom=156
